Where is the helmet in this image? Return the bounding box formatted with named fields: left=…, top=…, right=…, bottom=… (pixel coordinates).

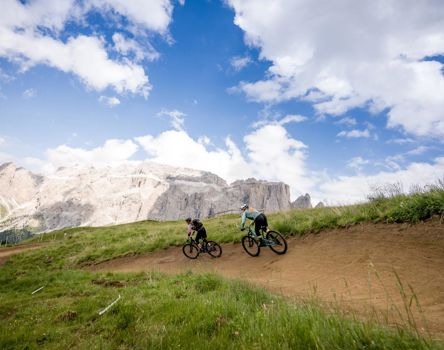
left=240, top=204, right=248, bottom=210
left=185, top=217, right=192, bottom=222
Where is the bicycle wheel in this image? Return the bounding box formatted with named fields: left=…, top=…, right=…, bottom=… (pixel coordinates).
left=182, top=243, right=199, bottom=259
left=266, top=231, right=288, bottom=255
left=241, top=235, right=260, bottom=257
left=206, top=241, right=222, bottom=258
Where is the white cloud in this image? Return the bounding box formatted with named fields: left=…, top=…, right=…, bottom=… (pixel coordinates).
left=0, top=0, right=175, bottom=97
left=0, top=137, right=5, bottom=146
left=227, top=0, right=444, bottom=138
left=135, top=123, right=312, bottom=195
left=336, top=117, right=357, bottom=127
left=230, top=55, right=252, bottom=71
left=315, top=157, right=444, bottom=204
left=279, top=114, right=307, bottom=125
left=28, top=139, right=139, bottom=174
left=337, top=129, right=370, bottom=138
left=406, top=146, right=429, bottom=156
left=157, top=109, right=186, bottom=130
left=88, top=0, right=173, bottom=33
left=99, top=95, right=121, bottom=107
left=112, top=32, right=159, bottom=62
left=22, top=88, right=36, bottom=99
left=347, top=156, right=369, bottom=172
left=387, top=138, right=416, bottom=145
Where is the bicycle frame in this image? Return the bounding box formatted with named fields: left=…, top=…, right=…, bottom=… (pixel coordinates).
left=245, top=224, right=275, bottom=247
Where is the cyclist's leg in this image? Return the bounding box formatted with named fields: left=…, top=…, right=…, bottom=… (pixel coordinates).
left=195, top=230, right=203, bottom=250
left=262, top=214, right=270, bottom=233
left=254, top=214, right=266, bottom=237
left=198, top=227, right=207, bottom=251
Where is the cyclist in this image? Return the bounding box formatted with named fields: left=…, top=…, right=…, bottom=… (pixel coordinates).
left=240, top=204, right=269, bottom=241
left=185, top=217, right=207, bottom=251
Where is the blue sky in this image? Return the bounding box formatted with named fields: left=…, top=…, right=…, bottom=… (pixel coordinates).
left=0, top=0, right=443, bottom=203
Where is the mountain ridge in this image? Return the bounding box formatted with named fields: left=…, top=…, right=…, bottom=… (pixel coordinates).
left=0, top=161, right=312, bottom=233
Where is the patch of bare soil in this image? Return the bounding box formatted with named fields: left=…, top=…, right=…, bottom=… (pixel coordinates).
left=0, top=244, right=47, bottom=266
left=92, top=219, right=444, bottom=339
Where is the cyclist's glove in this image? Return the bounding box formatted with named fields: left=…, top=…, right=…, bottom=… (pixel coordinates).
left=240, top=228, right=245, bottom=231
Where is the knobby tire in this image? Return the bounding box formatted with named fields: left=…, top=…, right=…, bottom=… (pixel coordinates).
left=242, top=235, right=260, bottom=257
left=266, top=230, right=288, bottom=255
left=182, top=243, right=199, bottom=259
left=206, top=240, right=222, bottom=258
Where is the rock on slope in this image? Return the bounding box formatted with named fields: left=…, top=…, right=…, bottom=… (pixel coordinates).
left=0, top=162, right=292, bottom=232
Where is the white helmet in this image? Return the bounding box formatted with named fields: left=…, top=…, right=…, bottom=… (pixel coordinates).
left=240, top=203, right=248, bottom=210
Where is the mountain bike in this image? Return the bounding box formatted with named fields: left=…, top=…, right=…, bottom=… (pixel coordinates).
left=241, top=223, right=287, bottom=257
left=182, top=236, right=222, bottom=259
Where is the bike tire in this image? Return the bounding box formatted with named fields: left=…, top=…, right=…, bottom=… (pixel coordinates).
left=241, top=235, right=260, bottom=257
left=206, top=241, right=222, bottom=258
left=182, top=243, right=199, bottom=259
left=266, top=231, right=288, bottom=255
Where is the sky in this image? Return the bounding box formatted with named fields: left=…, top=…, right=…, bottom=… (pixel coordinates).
left=0, top=0, right=443, bottom=204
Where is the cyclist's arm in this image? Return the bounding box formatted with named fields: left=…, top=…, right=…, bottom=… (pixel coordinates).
left=240, top=211, right=247, bottom=229
left=187, top=224, right=193, bottom=237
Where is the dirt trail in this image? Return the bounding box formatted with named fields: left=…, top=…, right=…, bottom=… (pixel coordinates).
left=0, top=244, right=46, bottom=266
left=92, top=220, right=444, bottom=339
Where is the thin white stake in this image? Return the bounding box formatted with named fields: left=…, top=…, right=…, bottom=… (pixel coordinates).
left=98, top=294, right=121, bottom=316
left=31, top=286, right=44, bottom=295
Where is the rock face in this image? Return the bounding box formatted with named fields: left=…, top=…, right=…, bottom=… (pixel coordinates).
left=315, top=201, right=325, bottom=208
left=0, top=162, right=293, bottom=232
left=291, top=193, right=312, bottom=209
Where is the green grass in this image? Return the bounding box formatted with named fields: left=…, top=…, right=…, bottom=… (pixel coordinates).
left=1, top=257, right=440, bottom=349
left=1, top=187, right=443, bottom=348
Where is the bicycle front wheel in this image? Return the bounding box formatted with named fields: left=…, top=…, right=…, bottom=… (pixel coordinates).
left=242, top=235, right=260, bottom=257
left=266, top=231, right=288, bottom=255
left=206, top=241, right=222, bottom=258
left=182, top=243, right=199, bottom=259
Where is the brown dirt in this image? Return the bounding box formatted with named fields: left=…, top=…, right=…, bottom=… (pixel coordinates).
left=0, top=244, right=47, bottom=266
left=91, top=219, right=444, bottom=339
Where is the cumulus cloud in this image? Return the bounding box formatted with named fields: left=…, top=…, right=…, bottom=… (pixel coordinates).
left=337, top=129, right=370, bottom=138
left=112, top=33, right=159, bottom=62
left=26, top=139, right=139, bottom=174
left=227, top=0, right=444, bottom=138
left=88, top=0, right=173, bottom=33
left=315, top=157, right=444, bottom=204
left=0, top=0, right=175, bottom=97
left=99, top=95, right=121, bottom=107
left=135, top=123, right=313, bottom=194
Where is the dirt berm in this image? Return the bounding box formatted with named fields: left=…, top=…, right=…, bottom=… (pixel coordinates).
left=92, top=219, right=444, bottom=340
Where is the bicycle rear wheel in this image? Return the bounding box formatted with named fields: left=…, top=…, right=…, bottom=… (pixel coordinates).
left=182, top=243, right=199, bottom=259
left=266, top=231, right=287, bottom=255
left=206, top=241, right=222, bottom=258
left=241, top=235, right=260, bottom=257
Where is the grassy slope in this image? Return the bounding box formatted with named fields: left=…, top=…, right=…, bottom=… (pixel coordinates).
left=1, top=189, right=443, bottom=349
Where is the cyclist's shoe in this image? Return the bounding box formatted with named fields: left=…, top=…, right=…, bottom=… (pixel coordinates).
left=257, top=237, right=266, bottom=247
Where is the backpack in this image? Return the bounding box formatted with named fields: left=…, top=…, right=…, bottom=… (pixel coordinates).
left=191, top=219, right=203, bottom=230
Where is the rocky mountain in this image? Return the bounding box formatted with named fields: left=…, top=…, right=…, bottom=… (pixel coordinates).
left=291, top=193, right=312, bottom=209
left=0, top=162, right=294, bottom=232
